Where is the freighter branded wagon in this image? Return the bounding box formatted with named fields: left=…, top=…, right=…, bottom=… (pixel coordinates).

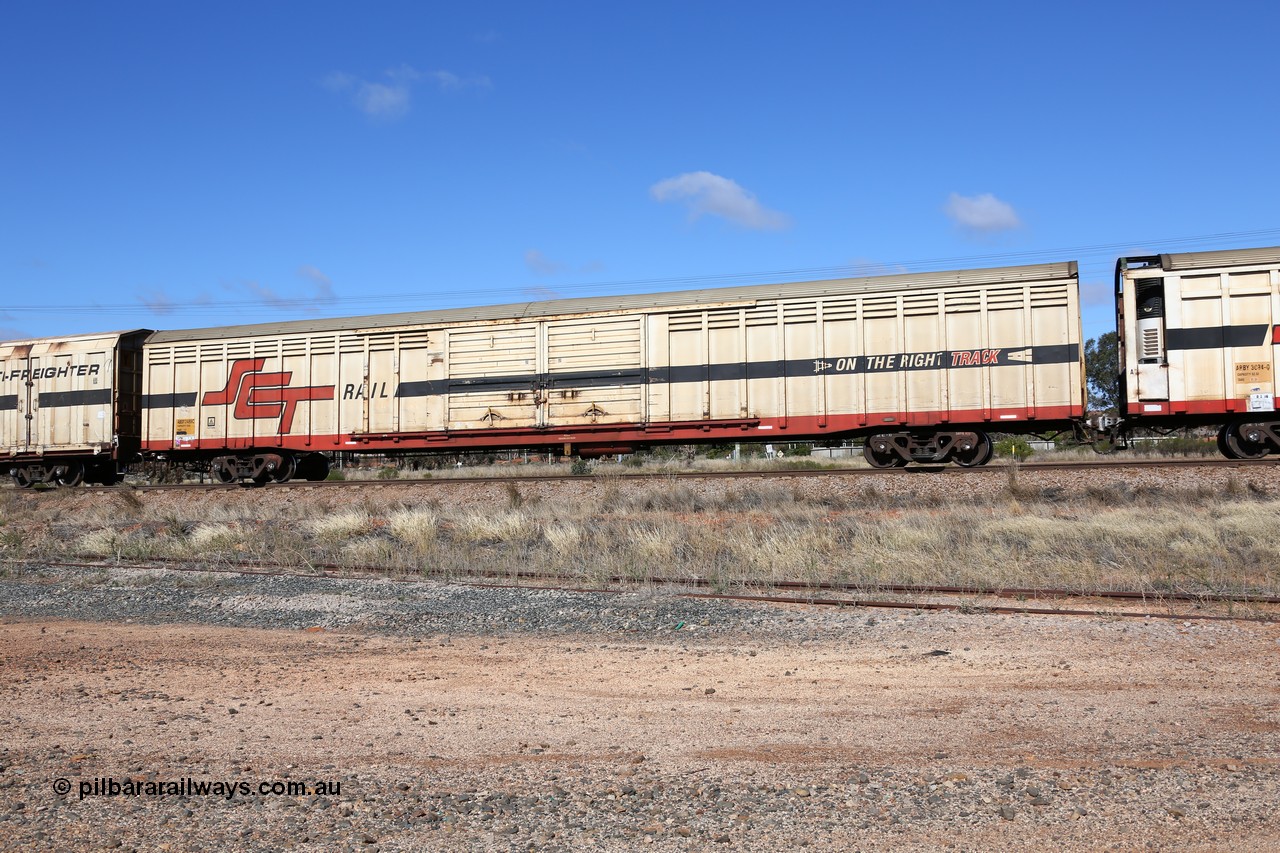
left=1, top=330, right=148, bottom=486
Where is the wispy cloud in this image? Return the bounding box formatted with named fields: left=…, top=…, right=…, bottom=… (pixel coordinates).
left=944, top=192, right=1022, bottom=233
left=845, top=258, right=910, bottom=278
left=241, top=281, right=295, bottom=310
left=139, top=290, right=177, bottom=315
left=324, top=64, right=491, bottom=120
left=650, top=171, right=790, bottom=231
left=0, top=326, right=28, bottom=341
left=227, top=267, right=335, bottom=315
left=524, top=249, right=566, bottom=276
left=297, top=264, right=336, bottom=300
left=524, top=250, right=605, bottom=278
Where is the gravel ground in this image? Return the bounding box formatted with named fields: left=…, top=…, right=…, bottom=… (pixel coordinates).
left=1, top=564, right=1278, bottom=851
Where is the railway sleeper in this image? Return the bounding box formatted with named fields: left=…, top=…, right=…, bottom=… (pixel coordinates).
left=862, top=430, right=993, bottom=469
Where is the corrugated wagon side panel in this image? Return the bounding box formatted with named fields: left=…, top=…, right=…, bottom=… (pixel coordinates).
left=1029, top=281, right=1082, bottom=412
left=861, top=296, right=902, bottom=419
left=666, top=311, right=707, bottom=421
left=783, top=300, right=821, bottom=419
left=942, top=292, right=984, bottom=415
left=446, top=323, right=539, bottom=430
left=984, top=287, right=1030, bottom=414
left=545, top=315, right=644, bottom=427
left=819, top=309, right=859, bottom=424
left=902, top=294, right=943, bottom=422
left=1, top=342, right=29, bottom=454
left=29, top=336, right=117, bottom=453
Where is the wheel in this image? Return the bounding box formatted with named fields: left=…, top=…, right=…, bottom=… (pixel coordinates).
left=298, top=453, right=330, bottom=481
left=211, top=459, right=237, bottom=484
left=1222, top=423, right=1269, bottom=460
left=953, top=432, right=994, bottom=468
left=12, top=469, right=35, bottom=488
left=1217, top=425, right=1233, bottom=458
left=56, top=462, right=85, bottom=487
left=271, top=454, right=297, bottom=483
left=863, top=439, right=907, bottom=469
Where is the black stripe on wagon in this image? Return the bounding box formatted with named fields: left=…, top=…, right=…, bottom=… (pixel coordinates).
left=37, top=388, right=113, bottom=408
left=142, top=392, right=200, bottom=409
left=0, top=394, right=18, bottom=411
left=394, top=344, right=1081, bottom=399
left=1166, top=324, right=1270, bottom=351
left=396, top=369, right=647, bottom=399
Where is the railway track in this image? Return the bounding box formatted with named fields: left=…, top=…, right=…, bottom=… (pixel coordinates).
left=13, top=557, right=1277, bottom=624
left=49, top=455, right=1280, bottom=492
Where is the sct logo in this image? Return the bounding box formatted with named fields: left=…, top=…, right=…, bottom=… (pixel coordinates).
left=203, top=358, right=335, bottom=434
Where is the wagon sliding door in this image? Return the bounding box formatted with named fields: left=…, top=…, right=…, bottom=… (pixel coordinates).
left=445, top=323, right=539, bottom=429
left=544, top=316, right=643, bottom=427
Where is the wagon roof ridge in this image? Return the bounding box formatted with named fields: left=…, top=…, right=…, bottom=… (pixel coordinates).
left=1158, top=244, right=1280, bottom=271
left=146, top=261, right=1078, bottom=343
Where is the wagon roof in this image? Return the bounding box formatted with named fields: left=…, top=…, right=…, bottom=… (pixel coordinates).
left=146, top=261, right=1078, bottom=343
left=1159, top=244, right=1280, bottom=271
left=0, top=329, right=150, bottom=348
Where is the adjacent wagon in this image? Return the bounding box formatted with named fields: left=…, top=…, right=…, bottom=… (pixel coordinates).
left=1, top=330, right=147, bottom=486
left=1116, top=245, right=1280, bottom=458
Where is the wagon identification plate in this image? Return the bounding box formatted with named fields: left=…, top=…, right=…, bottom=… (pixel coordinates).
left=1234, top=361, right=1272, bottom=385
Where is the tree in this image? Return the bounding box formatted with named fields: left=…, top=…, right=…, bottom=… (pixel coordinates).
left=1084, top=331, right=1119, bottom=414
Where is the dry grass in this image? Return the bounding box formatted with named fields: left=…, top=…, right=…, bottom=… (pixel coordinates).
left=2, top=474, right=1278, bottom=601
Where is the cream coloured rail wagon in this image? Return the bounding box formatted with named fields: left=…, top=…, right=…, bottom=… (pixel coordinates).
left=139, top=262, right=1086, bottom=481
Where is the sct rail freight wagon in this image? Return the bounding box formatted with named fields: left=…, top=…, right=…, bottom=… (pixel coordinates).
left=137, top=260, right=1084, bottom=481
left=3, top=244, right=1279, bottom=486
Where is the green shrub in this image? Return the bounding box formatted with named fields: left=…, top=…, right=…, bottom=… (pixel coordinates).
left=995, top=437, right=1034, bottom=461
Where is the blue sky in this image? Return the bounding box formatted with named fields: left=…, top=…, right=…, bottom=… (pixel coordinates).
left=4, top=1, right=1279, bottom=344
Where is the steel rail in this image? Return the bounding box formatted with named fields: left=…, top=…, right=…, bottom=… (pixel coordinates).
left=55, top=455, right=1280, bottom=493
left=8, top=558, right=1275, bottom=623
left=19, top=555, right=1278, bottom=605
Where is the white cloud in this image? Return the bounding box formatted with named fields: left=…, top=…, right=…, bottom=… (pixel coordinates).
left=944, top=192, right=1022, bottom=232
left=650, top=171, right=790, bottom=230
left=324, top=65, right=490, bottom=120
left=356, top=82, right=411, bottom=118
